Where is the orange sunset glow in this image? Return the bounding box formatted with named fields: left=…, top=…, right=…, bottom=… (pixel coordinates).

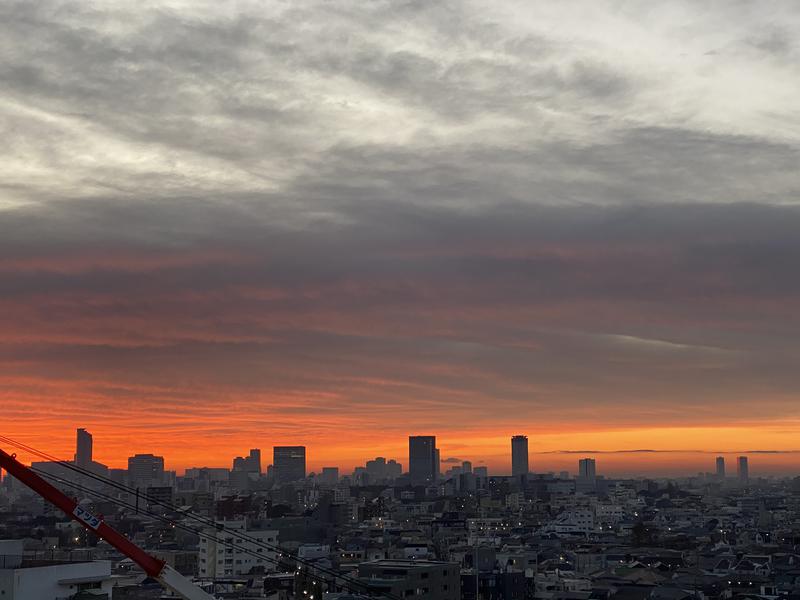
left=3, top=222, right=800, bottom=477
left=2, top=0, right=800, bottom=484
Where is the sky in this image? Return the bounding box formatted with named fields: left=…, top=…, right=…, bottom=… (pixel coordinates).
left=1, top=1, right=800, bottom=476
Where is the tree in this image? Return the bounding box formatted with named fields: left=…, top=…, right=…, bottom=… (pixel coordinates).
left=631, top=522, right=659, bottom=547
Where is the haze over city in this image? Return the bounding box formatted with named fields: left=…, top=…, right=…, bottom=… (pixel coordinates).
left=2, top=1, right=800, bottom=475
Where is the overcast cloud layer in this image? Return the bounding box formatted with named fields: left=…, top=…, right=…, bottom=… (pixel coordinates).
left=1, top=0, right=799, bottom=471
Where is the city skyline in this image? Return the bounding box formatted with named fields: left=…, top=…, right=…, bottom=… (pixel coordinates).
left=5, top=428, right=800, bottom=478
left=7, top=424, right=800, bottom=476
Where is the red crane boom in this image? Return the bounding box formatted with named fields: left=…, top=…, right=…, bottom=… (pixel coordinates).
left=0, top=447, right=215, bottom=600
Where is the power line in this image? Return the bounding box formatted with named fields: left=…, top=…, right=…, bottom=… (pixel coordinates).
left=1, top=437, right=332, bottom=572
left=1, top=435, right=399, bottom=600
left=4, top=435, right=393, bottom=599
left=30, top=467, right=346, bottom=596
left=31, top=466, right=383, bottom=599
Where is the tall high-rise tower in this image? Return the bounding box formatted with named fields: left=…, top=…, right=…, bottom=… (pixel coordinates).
left=578, top=458, right=596, bottom=482
left=273, top=446, right=306, bottom=483
left=737, top=456, right=749, bottom=483
left=715, top=456, right=725, bottom=479
left=409, top=436, right=437, bottom=484
left=511, top=435, right=529, bottom=476
left=75, top=428, right=93, bottom=468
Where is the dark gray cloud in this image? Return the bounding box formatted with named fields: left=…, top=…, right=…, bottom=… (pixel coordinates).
left=1, top=197, right=799, bottom=431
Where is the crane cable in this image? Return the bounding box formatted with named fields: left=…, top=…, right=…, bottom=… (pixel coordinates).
left=1, top=436, right=401, bottom=600
left=29, top=467, right=398, bottom=600
left=0, top=435, right=404, bottom=600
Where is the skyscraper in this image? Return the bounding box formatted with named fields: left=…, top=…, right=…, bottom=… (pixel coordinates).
left=511, top=435, right=529, bottom=476
left=75, top=428, right=93, bottom=468
left=248, top=448, right=261, bottom=473
left=273, top=446, right=306, bottom=483
left=737, top=456, right=749, bottom=483
left=386, top=459, right=403, bottom=479
left=715, top=456, right=725, bottom=479
left=320, top=467, right=339, bottom=485
left=578, top=458, right=596, bottom=482
left=409, top=436, right=437, bottom=484
left=128, top=454, right=165, bottom=487
left=366, top=456, right=385, bottom=476
left=233, top=449, right=261, bottom=473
